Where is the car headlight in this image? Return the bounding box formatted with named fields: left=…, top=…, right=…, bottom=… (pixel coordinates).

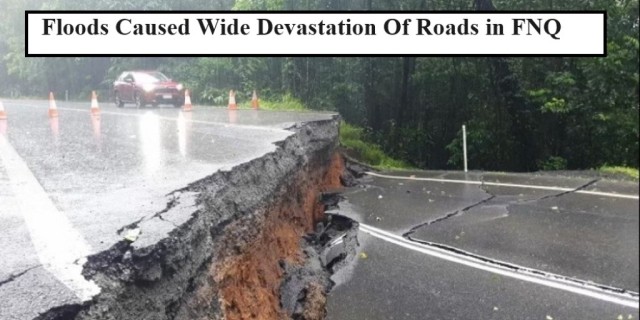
left=176, top=84, right=184, bottom=91
left=143, top=84, right=155, bottom=92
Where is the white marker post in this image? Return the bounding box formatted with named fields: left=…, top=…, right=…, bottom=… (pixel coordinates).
left=462, top=125, right=468, bottom=173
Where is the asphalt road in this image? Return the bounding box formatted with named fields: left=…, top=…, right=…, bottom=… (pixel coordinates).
left=327, top=232, right=638, bottom=320
left=0, top=99, right=334, bottom=319
left=1, top=98, right=638, bottom=320
left=327, top=170, right=639, bottom=319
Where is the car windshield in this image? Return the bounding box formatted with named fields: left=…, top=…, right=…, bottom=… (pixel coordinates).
left=134, top=72, right=169, bottom=83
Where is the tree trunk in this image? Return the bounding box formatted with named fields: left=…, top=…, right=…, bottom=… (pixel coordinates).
left=474, top=0, right=537, bottom=171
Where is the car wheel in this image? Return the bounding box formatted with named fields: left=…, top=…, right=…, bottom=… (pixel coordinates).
left=173, top=102, right=182, bottom=108
left=134, top=93, right=144, bottom=109
left=114, top=92, right=124, bottom=108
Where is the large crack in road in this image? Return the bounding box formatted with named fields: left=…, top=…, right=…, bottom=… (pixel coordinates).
left=3, top=103, right=636, bottom=319
left=402, top=194, right=496, bottom=238
left=403, top=175, right=602, bottom=239
left=28, top=116, right=363, bottom=320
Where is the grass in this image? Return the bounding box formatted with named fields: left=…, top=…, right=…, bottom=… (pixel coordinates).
left=238, top=93, right=308, bottom=111
left=340, top=122, right=412, bottom=170
left=599, top=166, right=639, bottom=180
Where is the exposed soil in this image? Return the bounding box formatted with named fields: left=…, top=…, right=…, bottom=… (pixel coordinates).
left=213, top=153, right=345, bottom=320
left=301, top=283, right=326, bottom=320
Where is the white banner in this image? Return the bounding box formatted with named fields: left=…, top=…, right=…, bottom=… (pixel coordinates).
left=26, top=11, right=606, bottom=56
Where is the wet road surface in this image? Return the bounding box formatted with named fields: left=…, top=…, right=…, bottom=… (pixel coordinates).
left=0, top=99, right=334, bottom=319
left=1, top=98, right=638, bottom=319
left=327, top=232, right=638, bottom=320
left=327, top=170, right=639, bottom=319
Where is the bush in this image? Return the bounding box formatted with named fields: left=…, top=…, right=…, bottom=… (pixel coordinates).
left=237, top=92, right=307, bottom=111
left=538, top=156, right=568, bottom=171
left=259, top=93, right=307, bottom=111
left=340, top=122, right=412, bottom=170
left=340, top=122, right=364, bottom=142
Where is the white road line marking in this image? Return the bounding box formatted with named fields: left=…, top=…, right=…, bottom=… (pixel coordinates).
left=0, top=135, right=100, bottom=301
left=366, top=172, right=639, bottom=200
left=329, top=235, right=345, bottom=247
left=577, top=190, right=639, bottom=199
left=359, top=223, right=639, bottom=309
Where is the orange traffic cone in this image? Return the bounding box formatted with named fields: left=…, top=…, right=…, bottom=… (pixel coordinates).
left=251, top=90, right=259, bottom=110
left=0, top=101, right=7, bottom=120
left=228, top=90, right=237, bottom=110
left=90, top=91, right=100, bottom=116
left=48, top=92, right=59, bottom=118
left=182, top=90, right=193, bottom=112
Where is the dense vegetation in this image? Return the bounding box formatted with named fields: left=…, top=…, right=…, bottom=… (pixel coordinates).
left=1, top=0, right=638, bottom=172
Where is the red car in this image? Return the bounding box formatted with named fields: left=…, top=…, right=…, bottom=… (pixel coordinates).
left=113, top=71, right=185, bottom=108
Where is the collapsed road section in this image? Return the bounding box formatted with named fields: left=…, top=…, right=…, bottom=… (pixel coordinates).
left=66, top=120, right=354, bottom=320
left=0, top=103, right=358, bottom=320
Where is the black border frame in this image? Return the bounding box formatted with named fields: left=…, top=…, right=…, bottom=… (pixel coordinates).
left=25, top=10, right=607, bottom=57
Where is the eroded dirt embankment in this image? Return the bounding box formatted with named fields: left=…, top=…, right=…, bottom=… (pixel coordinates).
left=212, top=152, right=344, bottom=320
left=41, top=116, right=357, bottom=320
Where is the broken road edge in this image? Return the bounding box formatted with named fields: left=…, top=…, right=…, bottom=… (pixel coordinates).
left=35, top=115, right=362, bottom=320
